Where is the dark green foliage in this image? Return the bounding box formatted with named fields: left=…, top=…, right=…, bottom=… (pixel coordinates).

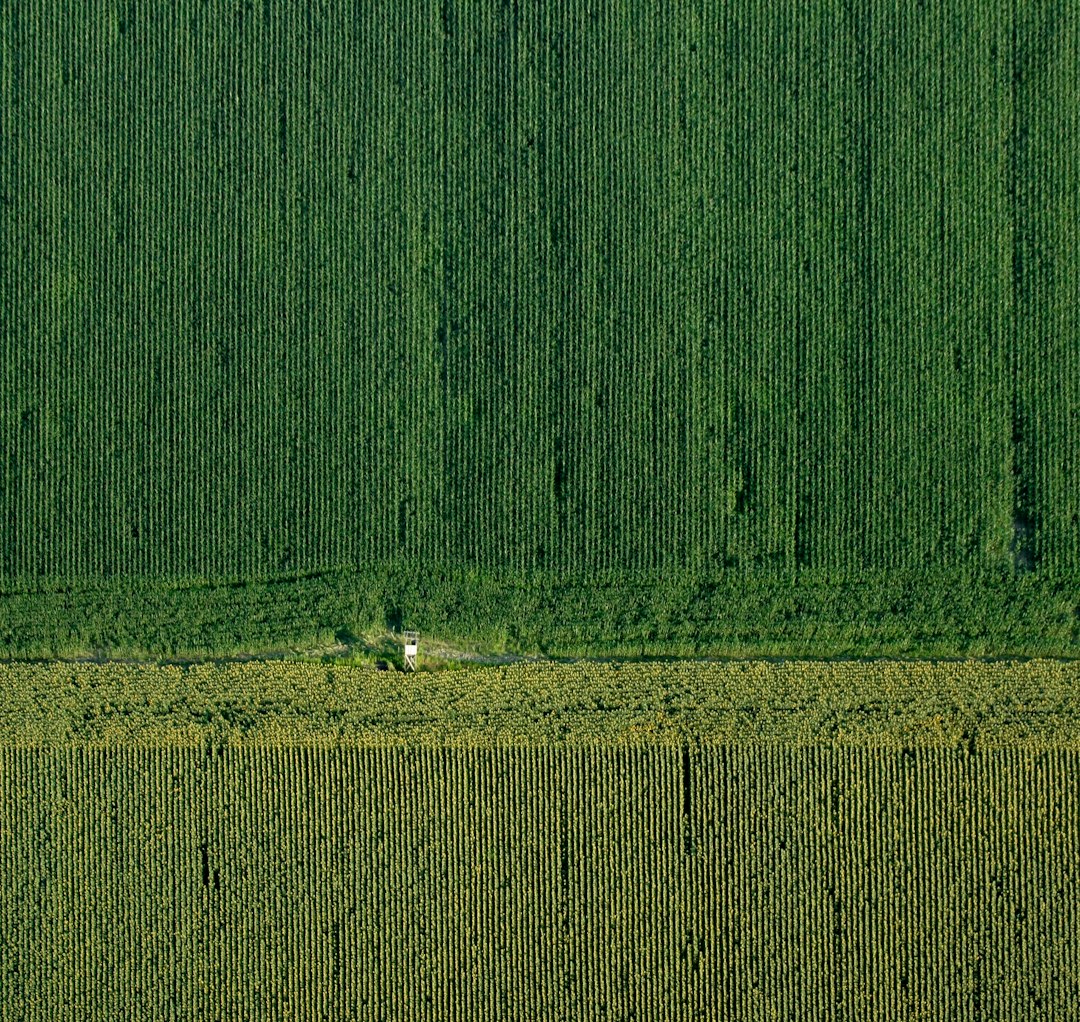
left=0, top=1, right=1077, bottom=654
left=0, top=566, right=1077, bottom=658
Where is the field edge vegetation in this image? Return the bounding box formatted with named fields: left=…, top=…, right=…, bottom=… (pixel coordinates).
left=2, top=658, right=1080, bottom=750
left=0, top=565, right=1077, bottom=660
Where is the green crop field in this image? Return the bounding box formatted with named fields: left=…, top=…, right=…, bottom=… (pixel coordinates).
left=1, top=661, right=1079, bottom=1019
left=1, top=0, right=1078, bottom=656
left=3, top=744, right=1078, bottom=1020
left=4, top=4, right=1080, bottom=1016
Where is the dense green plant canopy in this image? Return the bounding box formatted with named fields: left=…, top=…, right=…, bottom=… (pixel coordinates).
left=1, top=0, right=1078, bottom=655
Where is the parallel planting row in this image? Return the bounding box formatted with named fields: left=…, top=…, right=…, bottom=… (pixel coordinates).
left=2, top=743, right=1077, bottom=1020
left=1, top=1, right=1078, bottom=654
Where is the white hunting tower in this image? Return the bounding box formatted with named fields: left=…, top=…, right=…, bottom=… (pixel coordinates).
left=402, top=630, right=419, bottom=672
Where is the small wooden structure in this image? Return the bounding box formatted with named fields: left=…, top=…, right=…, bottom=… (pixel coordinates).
left=402, top=630, right=419, bottom=672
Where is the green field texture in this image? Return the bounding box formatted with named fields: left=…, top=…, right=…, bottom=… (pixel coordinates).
left=2, top=564, right=1079, bottom=659
left=1, top=0, right=1078, bottom=655
left=3, top=658, right=1080, bottom=749
left=3, top=742, right=1078, bottom=1019
left=4, top=660, right=1079, bottom=1018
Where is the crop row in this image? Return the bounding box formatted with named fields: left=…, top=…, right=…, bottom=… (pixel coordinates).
left=1, top=0, right=1077, bottom=585
left=1, top=743, right=1077, bottom=1019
